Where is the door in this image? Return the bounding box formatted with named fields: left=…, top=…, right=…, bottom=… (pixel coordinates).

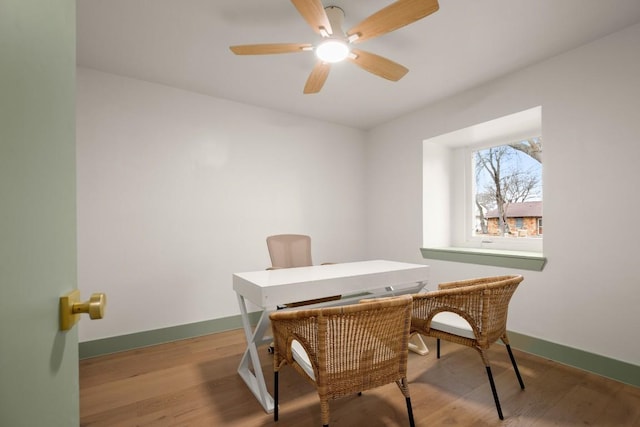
left=0, top=1, right=78, bottom=425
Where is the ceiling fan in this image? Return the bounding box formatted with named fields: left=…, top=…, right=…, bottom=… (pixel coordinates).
left=229, top=0, right=439, bottom=94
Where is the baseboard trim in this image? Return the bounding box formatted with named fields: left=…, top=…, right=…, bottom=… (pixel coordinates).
left=507, top=331, right=639, bottom=388
left=79, top=317, right=639, bottom=388
left=78, top=312, right=262, bottom=359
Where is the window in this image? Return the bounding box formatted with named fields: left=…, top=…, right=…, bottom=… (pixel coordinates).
left=423, top=106, right=543, bottom=254
left=471, top=138, right=542, bottom=244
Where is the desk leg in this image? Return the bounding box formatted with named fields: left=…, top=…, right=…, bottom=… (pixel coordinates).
left=236, top=294, right=275, bottom=413
left=408, top=334, right=429, bottom=355
left=384, top=283, right=429, bottom=355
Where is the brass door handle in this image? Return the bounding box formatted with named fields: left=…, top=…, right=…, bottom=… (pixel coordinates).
left=73, top=293, right=106, bottom=319
left=60, top=290, right=107, bottom=331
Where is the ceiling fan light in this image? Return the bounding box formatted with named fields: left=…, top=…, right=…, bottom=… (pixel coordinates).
left=315, top=40, right=350, bottom=63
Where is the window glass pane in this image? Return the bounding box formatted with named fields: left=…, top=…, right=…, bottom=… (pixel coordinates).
left=473, top=138, right=542, bottom=239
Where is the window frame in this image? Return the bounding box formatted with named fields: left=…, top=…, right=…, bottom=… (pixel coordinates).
left=460, top=139, right=543, bottom=253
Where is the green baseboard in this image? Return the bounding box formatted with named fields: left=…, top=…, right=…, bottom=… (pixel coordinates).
left=78, top=311, right=262, bottom=359
left=507, top=331, right=639, bottom=388
left=79, top=315, right=639, bottom=388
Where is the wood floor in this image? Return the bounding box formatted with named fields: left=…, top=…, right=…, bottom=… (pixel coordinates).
left=80, top=329, right=640, bottom=426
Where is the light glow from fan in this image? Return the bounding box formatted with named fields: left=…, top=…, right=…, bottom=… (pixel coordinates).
left=315, top=40, right=349, bottom=63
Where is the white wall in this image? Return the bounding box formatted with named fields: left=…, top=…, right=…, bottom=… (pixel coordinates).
left=76, top=68, right=367, bottom=341
left=366, top=23, right=640, bottom=365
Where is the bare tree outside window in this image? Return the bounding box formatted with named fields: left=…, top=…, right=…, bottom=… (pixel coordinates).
left=474, top=138, right=542, bottom=236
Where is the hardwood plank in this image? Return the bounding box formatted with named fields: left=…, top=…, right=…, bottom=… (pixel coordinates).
left=80, top=330, right=640, bottom=426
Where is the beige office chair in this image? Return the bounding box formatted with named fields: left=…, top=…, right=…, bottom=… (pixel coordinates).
left=410, top=275, right=525, bottom=420
left=266, top=234, right=340, bottom=308
left=266, top=234, right=314, bottom=270
left=270, top=295, right=415, bottom=427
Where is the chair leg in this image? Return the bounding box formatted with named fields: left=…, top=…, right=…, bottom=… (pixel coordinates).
left=320, top=398, right=330, bottom=427
left=485, top=366, right=504, bottom=420
left=436, top=338, right=441, bottom=359
left=405, top=397, right=416, bottom=427
left=274, top=371, right=279, bottom=422
left=506, top=344, right=525, bottom=389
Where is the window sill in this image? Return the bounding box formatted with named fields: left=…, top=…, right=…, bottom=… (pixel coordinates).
left=420, top=247, right=546, bottom=271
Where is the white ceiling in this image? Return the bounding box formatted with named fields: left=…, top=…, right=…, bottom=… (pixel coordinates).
left=77, top=0, right=640, bottom=130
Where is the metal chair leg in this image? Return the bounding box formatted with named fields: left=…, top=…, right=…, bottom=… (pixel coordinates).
left=506, top=344, right=525, bottom=389
left=485, top=366, right=504, bottom=420
left=274, top=371, right=279, bottom=421
left=436, top=338, right=441, bottom=358
left=406, top=397, right=416, bottom=427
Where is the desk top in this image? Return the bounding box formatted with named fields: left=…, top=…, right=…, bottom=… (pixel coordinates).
left=233, top=259, right=429, bottom=308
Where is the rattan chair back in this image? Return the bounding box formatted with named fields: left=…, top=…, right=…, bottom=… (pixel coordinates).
left=270, top=294, right=415, bottom=426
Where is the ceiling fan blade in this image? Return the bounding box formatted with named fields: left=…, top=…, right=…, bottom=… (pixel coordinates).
left=348, top=48, right=409, bottom=81
left=347, top=0, right=439, bottom=44
left=291, top=0, right=333, bottom=36
left=304, top=61, right=331, bottom=94
left=230, top=43, right=312, bottom=55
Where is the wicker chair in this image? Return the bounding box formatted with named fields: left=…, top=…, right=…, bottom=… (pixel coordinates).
left=270, top=294, right=415, bottom=427
left=410, top=275, right=525, bottom=420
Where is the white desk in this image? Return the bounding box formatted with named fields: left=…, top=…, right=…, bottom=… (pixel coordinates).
left=233, top=259, right=429, bottom=413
